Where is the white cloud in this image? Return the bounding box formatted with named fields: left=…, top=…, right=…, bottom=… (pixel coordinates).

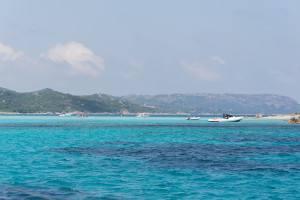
left=271, top=70, right=298, bottom=84
left=211, top=56, right=225, bottom=65
left=180, top=60, right=221, bottom=81
left=0, top=42, right=23, bottom=62
left=128, top=59, right=144, bottom=69
left=42, top=41, right=105, bottom=76
left=116, top=70, right=135, bottom=79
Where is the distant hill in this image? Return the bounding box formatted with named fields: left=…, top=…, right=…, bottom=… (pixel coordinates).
left=120, top=93, right=300, bottom=114
left=0, top=88, right=160, bottom=114
left=1, top=88, right=298, bottom=114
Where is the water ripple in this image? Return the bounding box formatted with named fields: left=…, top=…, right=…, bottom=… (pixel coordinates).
left=51, top=143, right=300, bottom=171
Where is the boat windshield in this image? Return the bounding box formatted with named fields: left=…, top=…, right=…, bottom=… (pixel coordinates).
left=223, top=114, right=233, bottom=119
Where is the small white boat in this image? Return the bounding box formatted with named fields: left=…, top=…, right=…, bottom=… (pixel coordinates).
left=59, top=113, right=72, bottom=117
left=137, top=113, right=149, bottom=118
left=186, top=116, right=200, bottom=120
left=208, top=114, right=243, bottom=122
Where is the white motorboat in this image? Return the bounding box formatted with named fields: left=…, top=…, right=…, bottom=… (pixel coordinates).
left=208, top=114, right=243, bottom=122
left=137, top=113, right=149, bottom=118
left=59, top=113, right=72, bottom=117
left=186, top=116, right=200, bottom=120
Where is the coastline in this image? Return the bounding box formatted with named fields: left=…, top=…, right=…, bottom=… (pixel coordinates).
left=263, top=114, right=300, bottom=119
left=0, top=112, right=298, bottom=118
left=0, top=112, right=189, bottom=116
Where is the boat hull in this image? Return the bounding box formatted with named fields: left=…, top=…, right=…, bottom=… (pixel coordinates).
left=208, top=117, right=243, bottom=122
left=186, top=117, right=200, bottom=120
left=137, top=113, right=149, bottom=117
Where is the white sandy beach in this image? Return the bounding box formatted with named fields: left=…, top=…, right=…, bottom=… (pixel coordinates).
left=263, top=114, right=300, bottom=119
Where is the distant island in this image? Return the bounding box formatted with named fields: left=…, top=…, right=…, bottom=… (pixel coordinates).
left=120, top=93, right=300, bottom=115
left=0, top=87, right=299, bottom=114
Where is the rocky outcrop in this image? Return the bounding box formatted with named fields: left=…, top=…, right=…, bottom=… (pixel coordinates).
left=288, top=116, right=300, bottom=124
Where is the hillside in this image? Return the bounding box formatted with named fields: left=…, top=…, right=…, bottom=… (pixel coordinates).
left=0, top=88, right=160, bottom=114
left=120, top=93, right=300, bottom=114
left=1, top=88, right=299, bottom=114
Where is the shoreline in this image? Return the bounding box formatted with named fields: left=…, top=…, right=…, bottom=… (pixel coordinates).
left=263, top=114, right=300, bottom=119
left=0, top=112, right=298, bottom=118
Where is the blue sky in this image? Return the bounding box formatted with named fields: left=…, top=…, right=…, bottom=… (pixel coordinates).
left=0, top=0, right=300, bottom=101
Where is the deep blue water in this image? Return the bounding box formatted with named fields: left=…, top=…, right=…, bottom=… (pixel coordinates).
left=0, top=115, right=299, bottom=199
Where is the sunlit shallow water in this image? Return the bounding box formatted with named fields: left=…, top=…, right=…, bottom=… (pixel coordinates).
left=0, top=115, right=299, bottom=199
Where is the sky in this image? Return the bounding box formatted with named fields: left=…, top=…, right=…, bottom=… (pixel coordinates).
left=0, top=0, right=300, bottom=101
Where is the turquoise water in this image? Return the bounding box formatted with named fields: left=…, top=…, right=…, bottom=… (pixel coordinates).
left=0, top=115, right=299, bottom=199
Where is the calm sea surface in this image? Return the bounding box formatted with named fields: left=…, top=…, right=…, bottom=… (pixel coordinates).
left=0, top=115, right=299, bottom=199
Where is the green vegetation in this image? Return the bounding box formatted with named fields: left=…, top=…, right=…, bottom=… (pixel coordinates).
left=0, top=88, right=160, bottom=114
left=1, top=87, right=298, bottom=114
